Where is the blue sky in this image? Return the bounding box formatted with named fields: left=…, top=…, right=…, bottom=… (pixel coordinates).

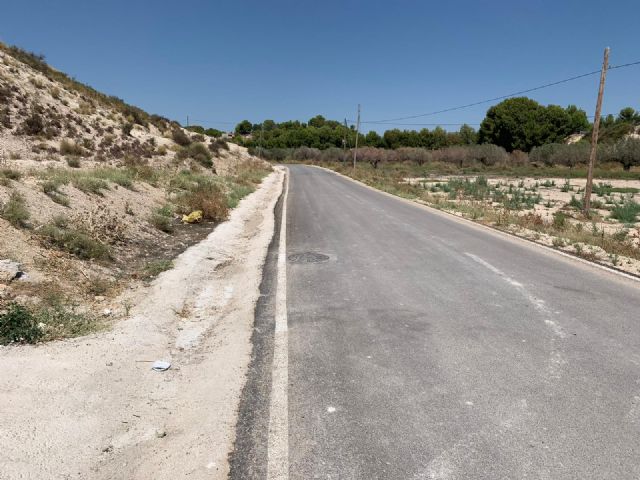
left=2, top=0, right=639, bottom=132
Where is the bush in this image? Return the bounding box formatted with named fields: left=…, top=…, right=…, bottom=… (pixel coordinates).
left=172, top=129, right=192, bottom=147
left=0, top=168, right=22, bottom=181
left=73, top=176, right=109, bottom=195
left=188, top=142, right=213, bottom=168
left=66, top=157, right=81, bottom=168
left=60, top=139, right=85, bottom=157
left=209, top=138, right=230, bottom=154
left=42, top=180, right=70, bottom=207
left=149, top=205, right=174, bottom=233
left=611, top=137, right=640, bottom=171
left=1, top=192, right=30, bottom=227
left=610, top=200, right=640, bottom=223
left=293, top=146, right=321, bottom=161
left=20, top=112, right=45, bottom=135
left=553, top=211, right=567, bottom=229
left=143, top=259, right=174, bottom=279
left=40, top=217, right=110, bottom=260
left=178, top=182, right=229, bottom=221
left=0, top=303, right=43, bottom=345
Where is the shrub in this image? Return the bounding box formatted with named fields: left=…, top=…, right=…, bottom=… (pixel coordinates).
left=149, top=205, right=174, bottom=233
left=188, top=142, right=213, bottom=168
left=93, top=168, right=135, bottom=189
left=0, top=303, right=43, bottom=345
left=121, top=122, right=133, bottom=136
left=143, top=259, right=174, bottom=279
left=610, top=200, right=640, bottom=223
left=209, top=138, right=230, bottom=154
left=72, top=176, right=109, bottom=195
left=60, top=139, right=85, bottom=156
left=553, top=211, right=567, bottom=229
left=178, top=182, right=229, bottom=221
left=0, top=168, right=22, bottom=181
left=293, top=146, right=321, bottom=161
left=1, top=192, right=30, bottom=227
left=40, top=217, right=110, bottom=260
left=20, top=112, right=45, bottom=135
left=36, top=303, right=99, bottom=339
left=42, top=180, right=70, bottom=207
left=66, top=157, right=81, bottom=168
left=172, top=129, right=192, bottom=147
left=611, top=137, right=640, bottom=171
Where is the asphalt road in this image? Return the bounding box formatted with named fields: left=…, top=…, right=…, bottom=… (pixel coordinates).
left=281, top=165, right=640, bottom=479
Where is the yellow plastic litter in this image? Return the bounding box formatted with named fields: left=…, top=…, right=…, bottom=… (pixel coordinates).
left=182, top=210, right=203, bottom=224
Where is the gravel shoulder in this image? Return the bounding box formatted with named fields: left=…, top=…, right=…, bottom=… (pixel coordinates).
left=0, top=167, right=285, bottom=479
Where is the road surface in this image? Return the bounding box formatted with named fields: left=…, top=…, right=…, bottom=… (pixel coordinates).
left=231, top=165, right=640, bottom=479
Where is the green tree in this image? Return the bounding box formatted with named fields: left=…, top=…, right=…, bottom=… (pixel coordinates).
left=478, top=97, right=588, bottom=151
left=235, top=120, right=253, bottom=135
left=617, top=107, right=640, bottom=124
left=458, top=124, right=478, bottom=145
left=364, top=131, right=383, bottom=147
left=308, top=115, right=326, bottom=128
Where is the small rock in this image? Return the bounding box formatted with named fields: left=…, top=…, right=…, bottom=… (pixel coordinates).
left=105, top=361, right=113, bottom=367
left=102, top=308, right=112, bottom=317
left=94, top=296, right=106, bottom=302
left=155, top=429, right=167, bottom=438
left=0, top=259, right=21, bottom=283
left=101, top=445, right=113, bottom=453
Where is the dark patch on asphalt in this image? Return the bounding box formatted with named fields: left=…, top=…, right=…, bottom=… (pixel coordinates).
left=287, top=252, right=330, bottom=264
left=553, top=285, right=589, bottom=294
left=227, top=186, right=284, bottom=479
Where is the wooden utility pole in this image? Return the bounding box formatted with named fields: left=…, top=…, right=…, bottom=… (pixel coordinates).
left=353, top=104, right=361, bottom=169
left=584, top=47, right=610, bottom=214
left=259, top=122, right=265, bottom=158
left=342, top=118, right=348, bottom=152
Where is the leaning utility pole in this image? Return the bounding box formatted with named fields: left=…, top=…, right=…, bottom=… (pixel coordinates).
left=353, top=104, right=361, bottom=169
left=584, top=47, right=610, bottom=214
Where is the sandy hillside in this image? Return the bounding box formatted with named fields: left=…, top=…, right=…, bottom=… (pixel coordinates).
left=0, top=43, right=270, bottom=325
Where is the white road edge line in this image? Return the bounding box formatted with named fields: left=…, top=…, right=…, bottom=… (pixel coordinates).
left=267, top=168, right=290, bottom=480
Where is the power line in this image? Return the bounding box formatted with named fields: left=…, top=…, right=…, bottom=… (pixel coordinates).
left=359, top=60, right=640, bottom=125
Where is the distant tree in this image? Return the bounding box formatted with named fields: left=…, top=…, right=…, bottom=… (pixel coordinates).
left=263, top=119, right=277, bottom=131
left=186, top=125, right=205, bottom=134
left=617, top=107, right=640, bottom=124
left=235, top=120, right=253, bottom=135
left=458, top=123, right=478, bottom=145
left=364, top=130, right=383, bottom=147
left=204, top=128, right=223, bottom=137
left=612, top=137, right=640, bottom=171
left=308, top=115, right=326, bottom=128
left=478, top=97, right=589, bottom=151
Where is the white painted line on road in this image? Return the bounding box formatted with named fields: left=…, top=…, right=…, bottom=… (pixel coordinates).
left=465, top=252, right=566, bottom=339
left=267, top=169, right=290, bottom=480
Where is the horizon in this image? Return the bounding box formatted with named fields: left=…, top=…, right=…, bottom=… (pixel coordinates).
left=2, top=0, right=639, bottom=133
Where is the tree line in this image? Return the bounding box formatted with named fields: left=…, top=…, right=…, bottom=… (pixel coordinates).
left=231, top=98, right=639, bottom=154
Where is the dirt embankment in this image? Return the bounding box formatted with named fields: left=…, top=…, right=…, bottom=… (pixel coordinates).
left=0, top=167, right=285, bottom=479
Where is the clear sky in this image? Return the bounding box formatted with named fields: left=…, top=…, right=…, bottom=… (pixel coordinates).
left=2, top=0, right=638, bottom=132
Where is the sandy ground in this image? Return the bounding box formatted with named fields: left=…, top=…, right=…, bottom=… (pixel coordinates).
left=0, top=168, right=285, bottom=479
